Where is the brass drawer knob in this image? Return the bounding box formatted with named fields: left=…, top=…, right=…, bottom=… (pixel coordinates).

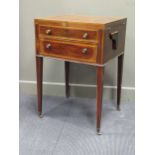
left=82, top=33, right=88, bottom=39
left=45, top=29, right=52, bottom=35
left=82, top=48, right=88, bottom=54
left=46, top=43, right=52, bottom=49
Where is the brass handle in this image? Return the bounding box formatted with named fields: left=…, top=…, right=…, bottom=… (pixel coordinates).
left=109, top=31, right=119, bottom=50
left=82, top=33, right=88, bottom=39
left=82, top=48, right=88, bottom=54
left=45, top=29, right=52, bottom=35
left=46, top=43, right=52, bottom=49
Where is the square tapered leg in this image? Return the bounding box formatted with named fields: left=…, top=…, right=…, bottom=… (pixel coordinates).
left=96, top=66, right=104, bottom=134
left=36, top=56, right=43, bottom=117
left=117, top=54, right=124, bottom=110
left=65, top=61, right=70, bottom=98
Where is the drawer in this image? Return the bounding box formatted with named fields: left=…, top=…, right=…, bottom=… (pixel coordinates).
left=39, top=25, right=97, bottom=41
left=39, top=40, right=97, bottom=63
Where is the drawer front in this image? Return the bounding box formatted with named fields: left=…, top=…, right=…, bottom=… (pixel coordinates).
left=39, top=40, right=97, bottom=63
left=39, top=26, right=97, bottom=40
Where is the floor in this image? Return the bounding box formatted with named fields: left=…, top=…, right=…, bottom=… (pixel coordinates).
left=19, top=94, right=135, bottom=155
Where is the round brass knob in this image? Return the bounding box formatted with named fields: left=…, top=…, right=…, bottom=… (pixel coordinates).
left=82, top=33, right=88, bottom=39
left=46, top=43, right=52, bottom=49
left=82, top=48, right=88, bottom=54
left=45, top=29, right=52, bottom=35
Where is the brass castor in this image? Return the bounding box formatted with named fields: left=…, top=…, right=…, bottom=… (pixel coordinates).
left=97, top=128, right=102, bottom=135
left=38, top=112, right=43, bottom=118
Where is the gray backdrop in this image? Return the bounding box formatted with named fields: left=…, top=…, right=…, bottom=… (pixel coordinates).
left=19, top=0, right=135, bottom=101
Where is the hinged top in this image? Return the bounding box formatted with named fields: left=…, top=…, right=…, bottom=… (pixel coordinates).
left=35, top=15, right=126, bottom=25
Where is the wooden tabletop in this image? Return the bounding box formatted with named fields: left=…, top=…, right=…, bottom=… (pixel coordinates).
left=35, top=15, right=126, bottom=25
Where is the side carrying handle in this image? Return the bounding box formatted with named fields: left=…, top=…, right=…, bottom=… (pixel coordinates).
left=109, top=31, right=119, bottom=50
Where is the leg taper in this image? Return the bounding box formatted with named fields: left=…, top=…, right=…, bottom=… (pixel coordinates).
left=117, top=54, right=124, bottom=110
left=96, top=66, right=104, bottom=134
left=65, top=61, right=70, bottom=98
left=36, top=56, right=43, bottom=117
